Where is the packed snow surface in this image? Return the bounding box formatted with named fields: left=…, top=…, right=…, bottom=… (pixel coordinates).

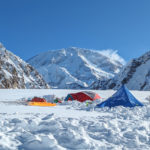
left=0, top=89, right=150, bottom=150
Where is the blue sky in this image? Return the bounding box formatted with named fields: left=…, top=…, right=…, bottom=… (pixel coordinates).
left=0, top=0, right=150, bottom=61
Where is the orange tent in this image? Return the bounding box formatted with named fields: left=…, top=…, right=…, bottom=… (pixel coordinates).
left=28, top=102, right=56, bottom=107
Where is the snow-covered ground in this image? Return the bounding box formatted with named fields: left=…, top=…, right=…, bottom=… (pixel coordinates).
left=0, top=89, right=150, bottom=150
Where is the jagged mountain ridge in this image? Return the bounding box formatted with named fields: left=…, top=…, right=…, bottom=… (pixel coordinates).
left=0, top=43, right=49, bottom=89
left=28, top=47, right=125, bottom=89
left=93, top=51, right=150, bottom=90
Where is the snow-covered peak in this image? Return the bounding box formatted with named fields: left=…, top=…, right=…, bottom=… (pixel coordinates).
left=0, top=42, right=4, bottom=49
left=0, top=43, right=7, bottom=56
left=101, top=50, right=150, bottom=90
left=0, top=43, right=49, bottom=89
left=28, top=47, right=125, bottom=89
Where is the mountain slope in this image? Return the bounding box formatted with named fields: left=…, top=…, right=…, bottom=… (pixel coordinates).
left=0, top=43, right=49, bottom=89
left=28, top=47, right=125, bottom=89
left=96, top=51, right=150, bottom=90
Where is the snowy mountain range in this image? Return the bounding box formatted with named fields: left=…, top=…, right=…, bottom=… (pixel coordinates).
left=1, top=42, right=150, bottom=90
left=28, top=47, right=125, bottom=89
left=92, top=51, right=150, bottom=90
left=0, top=43, right=49, bottom=89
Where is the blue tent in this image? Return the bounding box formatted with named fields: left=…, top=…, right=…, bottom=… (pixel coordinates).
left=97, top=85, right=143, bottom=108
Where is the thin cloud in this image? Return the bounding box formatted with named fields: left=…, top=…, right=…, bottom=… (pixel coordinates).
left=99, top=49, right=126, bottom=65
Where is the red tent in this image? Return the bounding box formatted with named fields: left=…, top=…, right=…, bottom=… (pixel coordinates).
left=31, top=97, right=46, bottom=102
left=65, top=91, right=101, bottom=102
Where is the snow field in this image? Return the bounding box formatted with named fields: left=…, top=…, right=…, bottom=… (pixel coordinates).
left=0, top=89, right=150, bottom=149
left=1, top=107, right=150, bottom=150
